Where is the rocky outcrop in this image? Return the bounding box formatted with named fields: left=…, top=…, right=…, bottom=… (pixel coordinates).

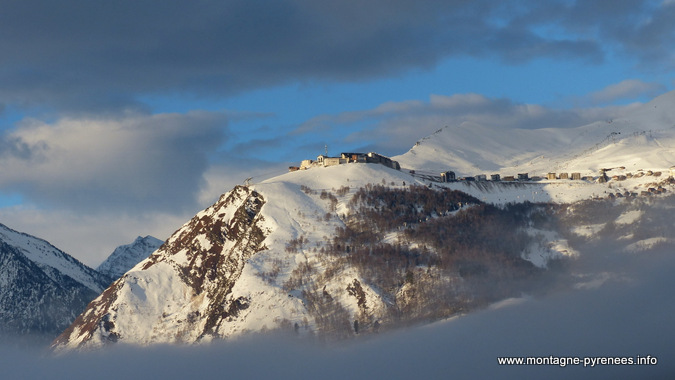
left=52, top=186, right=268, bottom=350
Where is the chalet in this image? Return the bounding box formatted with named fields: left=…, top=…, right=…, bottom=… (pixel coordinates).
left=571, top=172, right=581, bottom=180
left=517, top=173, right=529, bottom=181
left=502, top=176, right=515, bottom=181
left=558, top=173, right=569, bottom=180
left=341, top=153, right=368, bottom=163
left=288, top=166, right=300, bottom=172
left=547, top=172, right=557, bottom=180
left=317, top=155, right=348, bottom=167
left=440, top=171, right=456, bottom=182
left=363, top=152, right=401, bottom=170
left=490, top=174, right=501, bottom=181
left=475, top=174, right=487, bottom=181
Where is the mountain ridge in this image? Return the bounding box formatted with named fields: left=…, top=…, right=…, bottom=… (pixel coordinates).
left=0, top=223, right=112, bottom=343
left=0, top=223, right=109, bottom=293
left=393, top=90, right=675, bottom=176
left=53, top=164, right=576, bottom=350
left=96, top=235, right=163, bottom=280
left=53, top=186, right=269, bottom=349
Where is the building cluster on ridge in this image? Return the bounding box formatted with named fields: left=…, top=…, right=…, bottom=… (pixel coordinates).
left=289, top=152, right=401, bottom=172
left=288, top=150, right=675, bottom=200
left=430, top=166, right=675, bottom=185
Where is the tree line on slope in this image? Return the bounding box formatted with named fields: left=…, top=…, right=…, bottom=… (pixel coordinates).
left=283, top=185, right=568, bottom=340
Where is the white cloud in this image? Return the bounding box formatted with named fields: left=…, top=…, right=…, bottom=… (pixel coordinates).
left=0, top=111, right=228, bottom=213
left=196, top=161, right=291, bottom=207
left=0, top=110, right=234, bottom=265
left=587, top=79, right=666, bottom=105
left=0, top=205, right=190, bottom=267
left=429, top=93, right=493, bottom=108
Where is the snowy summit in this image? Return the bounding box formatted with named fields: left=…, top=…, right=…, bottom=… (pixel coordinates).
left=96, top=236, right=164, bottom=280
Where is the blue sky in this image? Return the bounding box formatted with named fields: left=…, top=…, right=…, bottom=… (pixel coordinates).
left=0, top=0, right=673, bottom=265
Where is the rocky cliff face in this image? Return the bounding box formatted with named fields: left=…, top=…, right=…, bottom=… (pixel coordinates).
left=53, top=186, right=268, bottom=350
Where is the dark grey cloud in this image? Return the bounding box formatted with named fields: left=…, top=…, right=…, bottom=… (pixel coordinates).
left=1, top=0, right=669, bottom=113
left=548, top=0, right=675, bottom=71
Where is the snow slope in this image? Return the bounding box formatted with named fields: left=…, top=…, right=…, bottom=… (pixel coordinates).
left=394, top=91, right=675, bottom=177
left=54, top=162, right=584, bottom=350
left=0, top=223, right=108, bottom=293
left=53, top=164, right=412, bottom=350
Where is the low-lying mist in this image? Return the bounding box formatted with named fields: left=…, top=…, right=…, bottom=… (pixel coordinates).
left=3, top=245, right=672, bottom=379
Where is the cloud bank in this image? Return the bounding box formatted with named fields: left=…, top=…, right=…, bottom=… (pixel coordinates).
left=587, top=79, right=667, bottom=105
left=0, top=111, right=227, bottom=213
left=0, top=0, right=673, bottom=113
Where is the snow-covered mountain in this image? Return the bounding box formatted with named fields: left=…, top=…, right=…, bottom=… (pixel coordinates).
left=394, top=91, right=675, bottom=177
left=53, top=185, right=271, bottom=349
left=53, top=91, right=675, bottom=351
left=0, top=223, right=111, bottom=343
left=53, top=163, right=575, bottom=351
left=96, top=236, right=163, bottom=280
